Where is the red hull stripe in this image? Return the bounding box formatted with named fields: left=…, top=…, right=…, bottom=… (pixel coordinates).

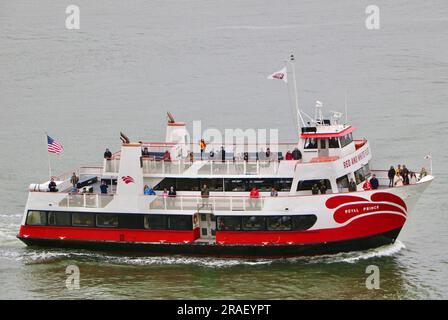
left=216, top=214, right=406, bottom=245
left=326, top=195, right=367, bottom=209
left=19, top=226, right=200, bottom=243
left=20, top=214, right=405, bottom=246
left=370, top=192, right=407, bottom=211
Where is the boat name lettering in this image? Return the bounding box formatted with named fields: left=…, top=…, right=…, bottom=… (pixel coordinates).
left=343, top=148, right=370, bottom=169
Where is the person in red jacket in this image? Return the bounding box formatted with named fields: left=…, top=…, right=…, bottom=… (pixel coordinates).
left=285, top=150, right=293, bottom=160
left=362, top=179, right=372, bottom=191
left=162, top=150, right=171, bottom=173
left=249, top=187, right=260, bottom=209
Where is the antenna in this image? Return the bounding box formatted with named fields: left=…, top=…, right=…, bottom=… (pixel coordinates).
left=287, top=54, right=306, bottom=131
left=344, top=91, right=348, bottom=124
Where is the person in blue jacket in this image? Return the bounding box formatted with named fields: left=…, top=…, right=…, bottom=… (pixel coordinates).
left=144, top=185, right=156, bottom=195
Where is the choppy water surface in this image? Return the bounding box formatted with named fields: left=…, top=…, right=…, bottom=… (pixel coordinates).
left=1, top=0, right=447, bottom=299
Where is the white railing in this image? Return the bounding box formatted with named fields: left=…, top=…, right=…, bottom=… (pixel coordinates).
left=58, top=193, right=114, bottom=208
left=149, top=195, right=264, bottom=211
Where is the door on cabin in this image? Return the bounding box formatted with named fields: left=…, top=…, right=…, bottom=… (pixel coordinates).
left=318, top=139, right=329, bottom=157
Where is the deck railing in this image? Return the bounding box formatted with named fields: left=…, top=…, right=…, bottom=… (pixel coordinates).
left=58, top=193, right=114, bottom=208
left=149, top=195, right=264, bottom=211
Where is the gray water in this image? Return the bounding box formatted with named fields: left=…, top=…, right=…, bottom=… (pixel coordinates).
left=1, top=0, right=447, bottom=299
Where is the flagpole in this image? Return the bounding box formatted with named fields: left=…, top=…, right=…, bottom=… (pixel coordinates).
left=45, top=133, right=52, bottom=179
left=288, top=54, right=306, bottom=132
left=429, top=152, right=433, bottom=175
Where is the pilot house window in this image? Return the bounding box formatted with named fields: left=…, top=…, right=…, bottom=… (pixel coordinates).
left=26, top=211, right=47, bottom=226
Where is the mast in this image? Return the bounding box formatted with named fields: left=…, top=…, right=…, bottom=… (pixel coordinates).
left=287, top=54, right=306, bottom=133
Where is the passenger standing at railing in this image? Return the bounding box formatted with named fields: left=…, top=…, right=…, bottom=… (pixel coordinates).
left=200, top=139, right=206, bottom=160
left=162, top=150, right=171, bottom=173
left=168, top=186, right=176, bottom=208
left=70, top=172, right=79, bottom=192
left=370, top=174, right=379, bottom=190
left=388, top=166, right=396, bottom=187
left=362, top=179, right=372, bottom=191
left=401, top=165, right=410, bottom=185
left=292, top=148, right=302, bottom=161
left=104, top=148, right=112, bottom=159
left=348, top=178, right=357, bottom=192
left=409, top=172, right=418, bottom=184
left=249, top=187, right=260, bottom=209
left=142, top=147, right=150, bottom=157
left=100, top=181, right=109, bottom=194
left=266, top=148, right=271, bottom=160
left=394, top=172, right=404, bottom=187
left=48, top=178, right=57, bottom=192
left=419, top=167, right=428, bottom=181
left=270, top=187, right=278, bottom=197
left=220, top=146, right=226, bottom=163
left=285, top=150, right=293, bottom=160
left=189, top=152, right=194, bottom=163
left=201, top=184, right=210, bottom=206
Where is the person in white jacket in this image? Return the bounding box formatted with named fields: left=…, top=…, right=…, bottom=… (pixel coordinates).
left=394, top=172, right=404, bottom=187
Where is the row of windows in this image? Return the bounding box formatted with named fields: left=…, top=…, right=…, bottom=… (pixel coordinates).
left=26, top=211, right=193, bottom=231
left=297, top=179, right=331, bottom=191
left=216, top=215, right=317, bottom=232
left=336, top=163, right=371, bottom=188
left=303, top=134, right=353, bottom=150
left=154, top=178, right=293, bottom=192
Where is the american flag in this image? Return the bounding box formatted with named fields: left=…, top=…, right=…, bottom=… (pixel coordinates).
left=47, top=135, right=64, bottom=154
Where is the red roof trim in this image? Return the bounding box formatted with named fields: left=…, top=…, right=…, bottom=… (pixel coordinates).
left=300, top=126, right=355, bottom=139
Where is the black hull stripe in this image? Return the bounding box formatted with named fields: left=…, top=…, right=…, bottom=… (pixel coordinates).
left=17, top=228, right=401, bottom=258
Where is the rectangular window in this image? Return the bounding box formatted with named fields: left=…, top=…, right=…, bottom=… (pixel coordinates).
left=200, top=179, right=223, bottom=191
left=224, top=179, right=246, bottom=192
left=168, top=215, right=192, bottom=230
left=217, top=216, right=241, bottom=231
left=297, top=179, right=331, bottom=191
left=96, top=214, right=119, bottom=228
left=291, top=215, right=317, bottom=231
left=267, top=216, right=292, bottom=231
left=329, top=137, right=339, bottom=148
left=72, top=213, right=95, bottom=227
left=354, top=167, right=366, bottom=183
left=336, top=175, right=349, bottom=189
left=274, top=178, right=293, bottom=192
left=118, top=214, right=145, bottom=229
left=177, top=178, right=200, bottom=191
left=304, top=138, right=318, bottom=149
left=319, top=139, right=327, bottom=149
left=242, top=216, right=266, bottom=231
left=144, top=215, right=168, bottom=230
left=48, top=211, right=71, bottom=226
left=340, top=133, right=354, bottom=148
left=26, top=211, right=47, bottom=226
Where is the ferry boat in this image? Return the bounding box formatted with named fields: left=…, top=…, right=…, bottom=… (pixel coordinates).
left=17, top=55, right=434, bottom=258
left=17, top=108, right=433, bottom=257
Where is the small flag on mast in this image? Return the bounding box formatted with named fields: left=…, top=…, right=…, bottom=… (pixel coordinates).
left=267, top=67, right=288, bottom=83
left=47, top=135, right=64, bottom=154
